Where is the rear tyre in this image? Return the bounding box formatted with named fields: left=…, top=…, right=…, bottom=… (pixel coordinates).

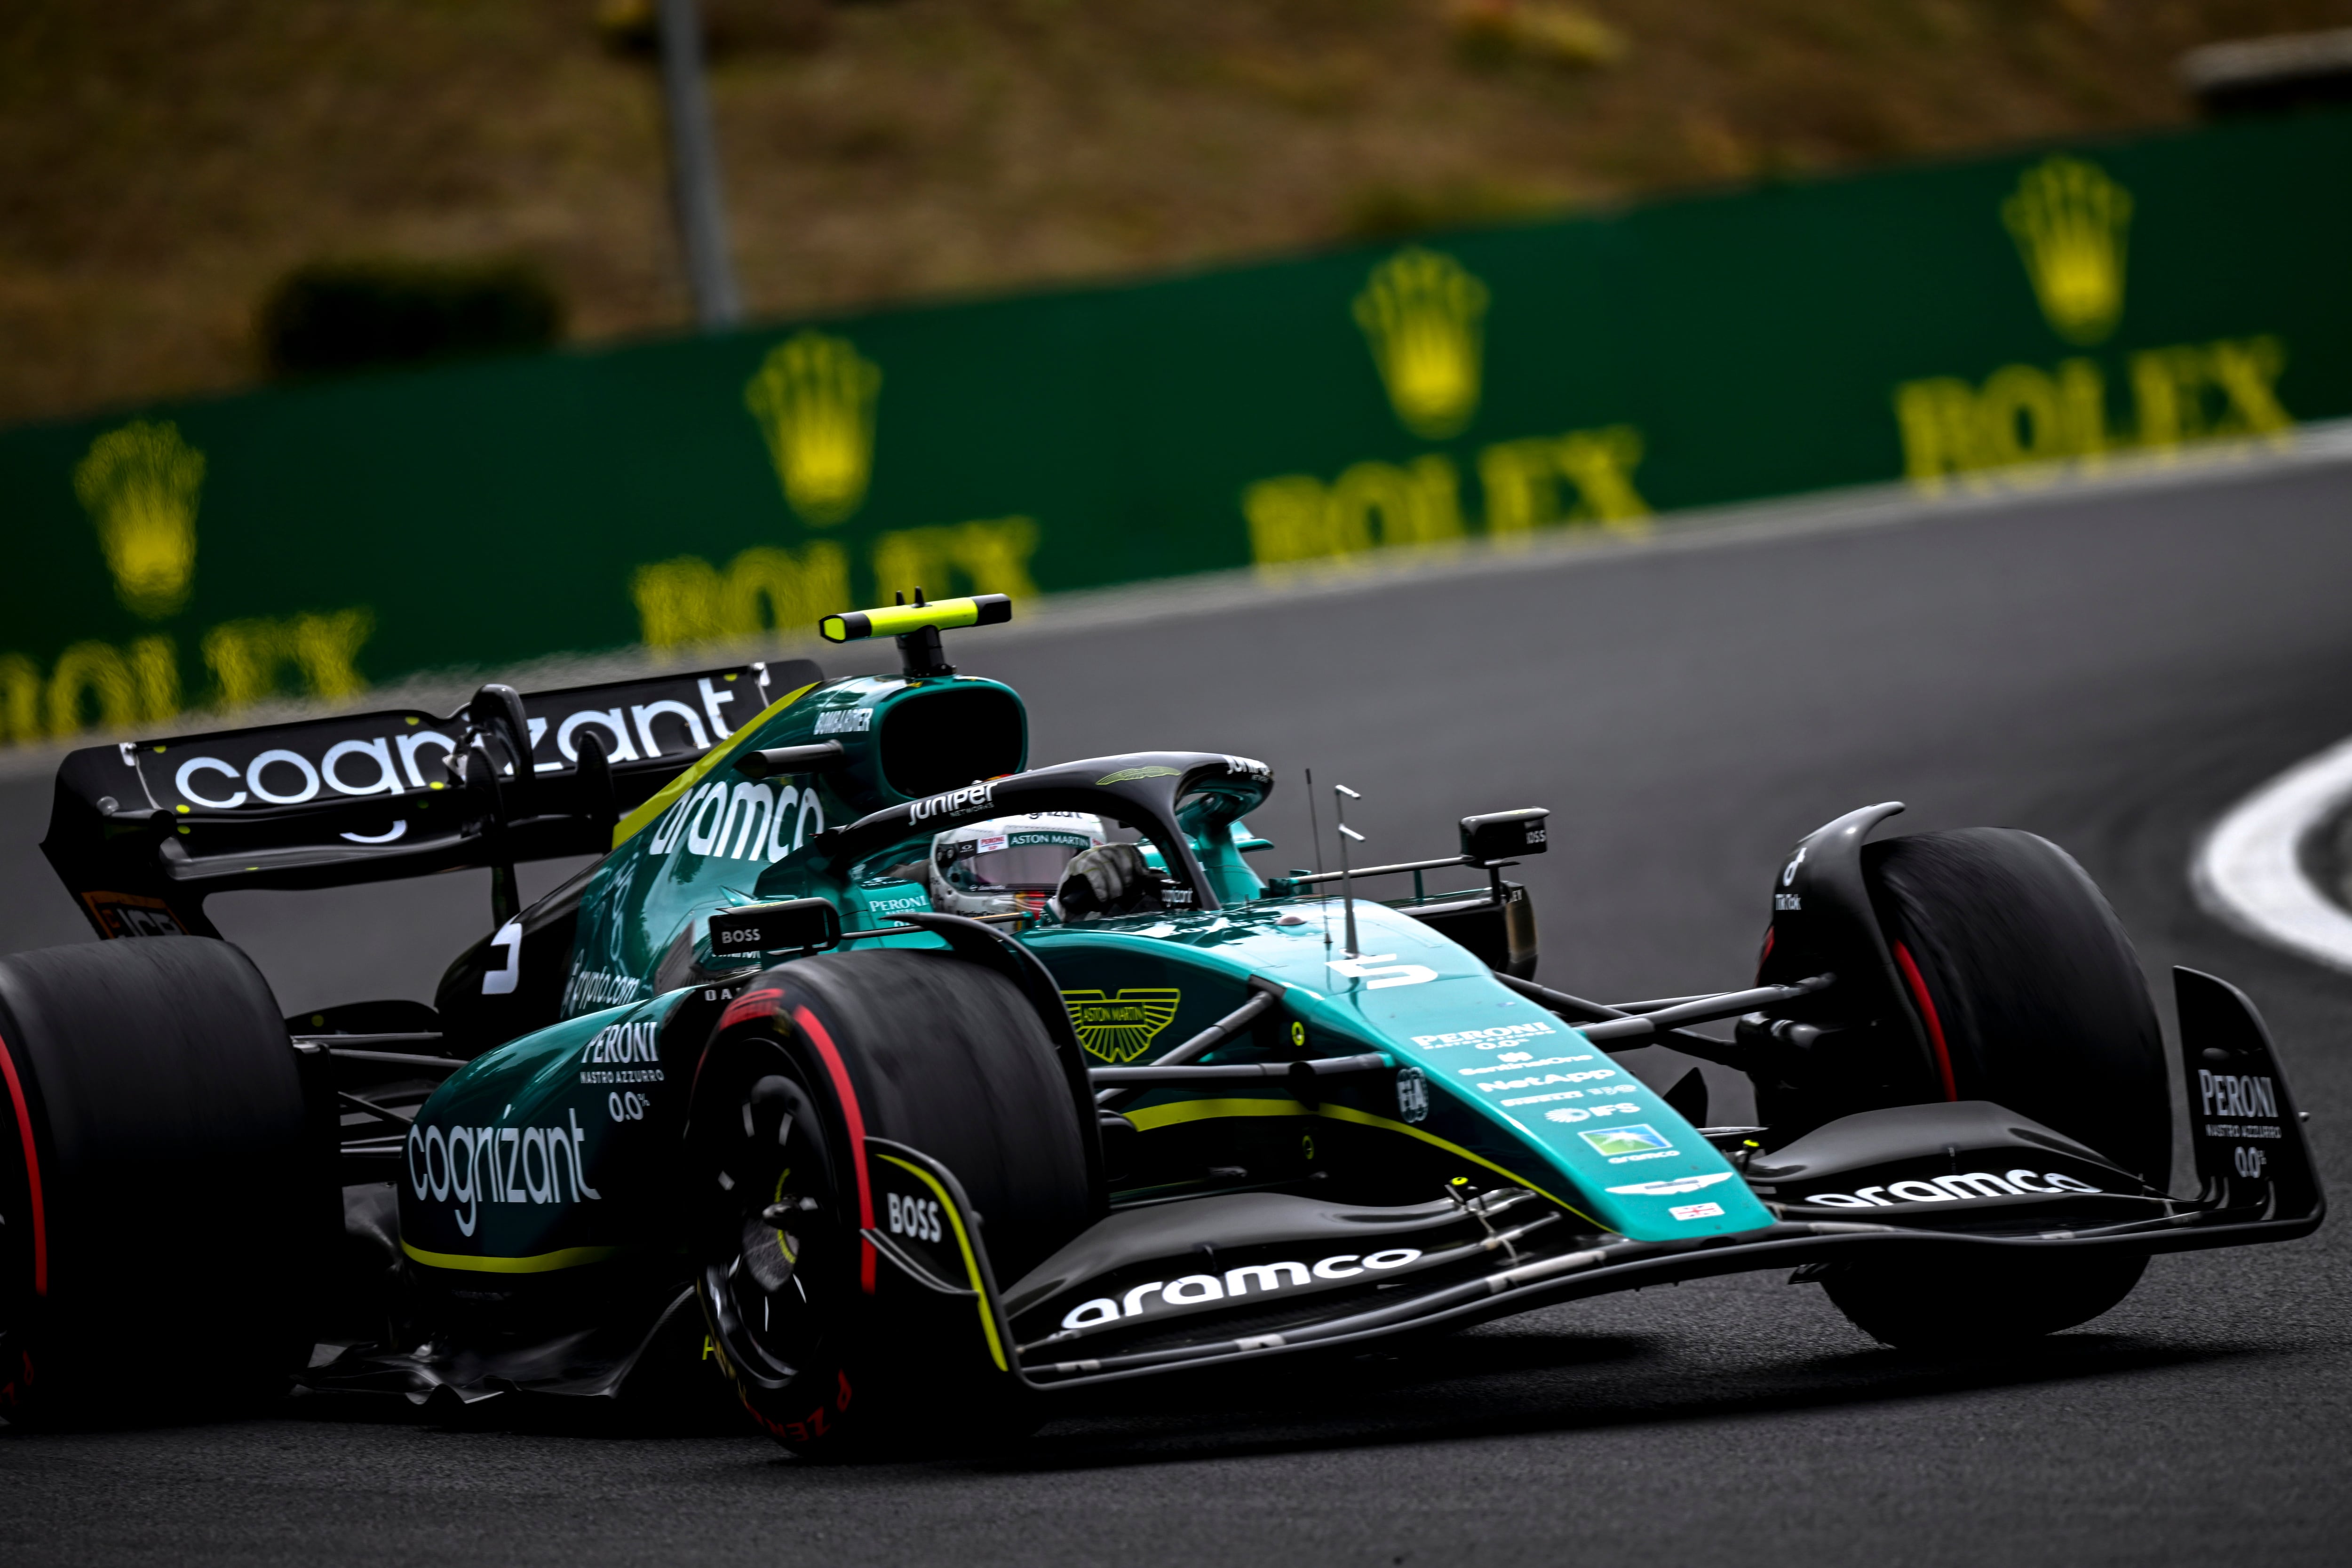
left=688, top=950, right=1090, bottom=1459
left=0, top=937, right=332, bottom=1424
left=1813, top=828, right=2168, bottom=1350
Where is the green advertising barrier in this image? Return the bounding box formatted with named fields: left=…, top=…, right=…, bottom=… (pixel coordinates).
left=5, top=109, right=2346, bottom=749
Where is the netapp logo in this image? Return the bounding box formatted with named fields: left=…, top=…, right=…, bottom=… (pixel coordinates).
left=2198, top=1070, right=2278, bottom=1121
left=1805, top=1170, right=2102, bottom=1208
left=1412, top=1022, right=1557, bottom=1050
left=1477, top=1067, right=1615, bottom=1094
left=1057, top=1248, right=1423, bottom=1331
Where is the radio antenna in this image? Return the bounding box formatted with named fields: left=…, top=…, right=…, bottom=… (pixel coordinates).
left=1305, top=767, right=1330, bottom=961
left=1335, top=784, right=1363, bottom=958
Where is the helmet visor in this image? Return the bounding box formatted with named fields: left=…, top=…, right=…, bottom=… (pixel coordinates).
left=942, top=833, right=1093, bottom=892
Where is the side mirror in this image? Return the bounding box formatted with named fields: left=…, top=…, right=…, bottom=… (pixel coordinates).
left=1460, top=808, right=1549, bottom=866
left=708, top=897, right=842, bottom=962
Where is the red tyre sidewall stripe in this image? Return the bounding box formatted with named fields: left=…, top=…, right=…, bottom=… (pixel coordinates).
left=1892, top=941, right=1960, bottom=1101
left=719, top=987, right=784, bottom=1031
left=0, top=1032, right=47, bottom=1296
left=791, top=1005, right=878, bottom=1295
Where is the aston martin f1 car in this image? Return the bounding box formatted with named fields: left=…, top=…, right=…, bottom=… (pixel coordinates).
left=0, top=594, right=2323, bottom=1451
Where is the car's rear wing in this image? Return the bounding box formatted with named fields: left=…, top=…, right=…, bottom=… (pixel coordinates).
left=42, top=659, right=820, bottom=940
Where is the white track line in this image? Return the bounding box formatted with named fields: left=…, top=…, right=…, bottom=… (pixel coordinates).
left=2194, top=733, right=2352, bottom=973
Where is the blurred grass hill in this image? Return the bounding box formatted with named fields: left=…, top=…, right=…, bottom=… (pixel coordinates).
left=3, top=0, right=2347, bottom=425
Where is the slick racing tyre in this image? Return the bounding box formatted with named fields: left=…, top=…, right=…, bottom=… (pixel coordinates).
left=1866, top=827, right=2169, bottom=1185
left=687, top=950, right=1090, bottom=1459
left=1816, top=1247, right=2149, bottom=1352
left=0, top=937, right=334, bottom=1423
left=1816, top=828, right=2166, bottom=1350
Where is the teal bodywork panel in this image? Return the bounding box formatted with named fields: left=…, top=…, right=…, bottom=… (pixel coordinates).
left=399, top=993, right=684, bottom=1269
left=402, top=663, right=1766, bottom=1277
left=558, top=672, right=1006, bottom=1018
left=1029, top=901, right=1772, bottom=1242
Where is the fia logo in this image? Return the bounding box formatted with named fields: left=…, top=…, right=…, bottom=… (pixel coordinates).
left=1395, top=1067, right=1430, bottom=1125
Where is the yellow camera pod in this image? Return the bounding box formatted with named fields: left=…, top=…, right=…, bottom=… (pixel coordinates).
left=818, top=594, right=1012, bottom=645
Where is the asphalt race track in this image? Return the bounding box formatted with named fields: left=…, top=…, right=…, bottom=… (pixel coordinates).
left=6, top=461, right=2352, bottom=1565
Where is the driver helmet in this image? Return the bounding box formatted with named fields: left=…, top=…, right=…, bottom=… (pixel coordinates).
left=926, top=812, right=1111, bottom=919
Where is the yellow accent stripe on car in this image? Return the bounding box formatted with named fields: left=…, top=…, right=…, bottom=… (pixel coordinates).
left=399, top=1240, right=623, bottom=1274
left=874, top=1151, right=1009, bottom=1371
left=1123, top=1096, right=1599, bottom=1227
left=610, top=681, right=819, bottom=850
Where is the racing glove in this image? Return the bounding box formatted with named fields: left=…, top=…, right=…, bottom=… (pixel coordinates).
left=1053, top=843, right=1168, bottom=921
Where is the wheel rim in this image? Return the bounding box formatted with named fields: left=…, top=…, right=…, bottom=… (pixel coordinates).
left=691, top=1039, right=851, bottom=1393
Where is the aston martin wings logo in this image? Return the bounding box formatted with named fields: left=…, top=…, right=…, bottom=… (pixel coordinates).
left=1061, top=988, right=1183, bottom=1064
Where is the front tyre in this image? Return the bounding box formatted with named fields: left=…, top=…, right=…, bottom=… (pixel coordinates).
left=687, top=950, right=1090, bottom=1458
left=1820, top=1250, right=2148, bottom=1352
left=1868, top=828, right=2169, bottom=1185
left=1814, top=828, right=2167, bottom=1349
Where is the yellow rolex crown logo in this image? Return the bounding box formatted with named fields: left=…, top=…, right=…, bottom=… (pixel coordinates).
left=73, top=419, right=204, bottom=620
left=1061, top=987, right=1182, bottom=1065
left=2002, top=154, right=2132, bottom=346
left=743, top=331, right=882, bottom=526
left=1353, top=247, right=1490, bottom=440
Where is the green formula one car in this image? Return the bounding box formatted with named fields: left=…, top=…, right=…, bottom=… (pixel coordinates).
left=0, top=595, right=2323, bottom=1453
